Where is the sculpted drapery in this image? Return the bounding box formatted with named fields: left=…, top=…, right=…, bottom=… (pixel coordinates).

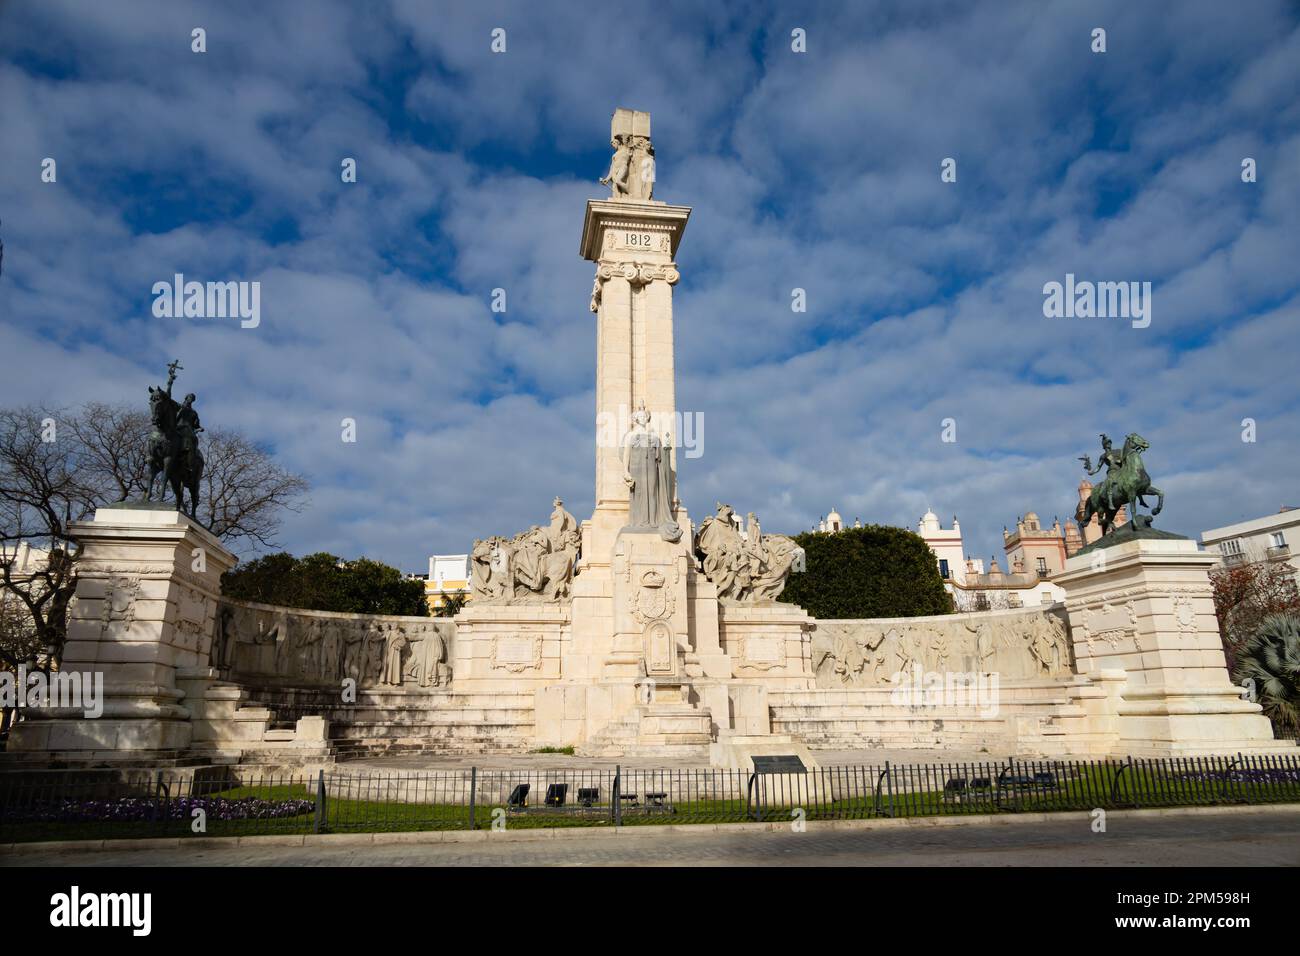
left=621, top=407, right=681, bottom=542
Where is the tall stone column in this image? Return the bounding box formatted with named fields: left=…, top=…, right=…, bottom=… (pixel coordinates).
left=581, top=200, right=690, bottom=568
left=7, top=506, right=235, bottom=761
left=1055, top=538, right=1292, bottom=756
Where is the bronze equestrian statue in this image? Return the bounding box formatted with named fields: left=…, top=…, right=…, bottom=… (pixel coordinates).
left=145, top=360, right=204, bottom=517
left=1077, top=432, right=1164, bottom=538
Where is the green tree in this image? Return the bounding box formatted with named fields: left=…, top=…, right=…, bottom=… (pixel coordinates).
left=222, top=552, right=429, bottom=617
left=1232, top=611, right=1300, bottom=734
left=778, top=524, right=951, bottom=619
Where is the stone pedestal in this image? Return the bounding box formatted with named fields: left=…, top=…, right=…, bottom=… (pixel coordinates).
left=7, top=506, right=235, bottom=760
left=607, top=530, right=691, bottom=677
left=450, top=602, right=569, bottom=694
left=1055, top=537, right=1291, bottom=756
left=719, top=602, right=817, bottom=689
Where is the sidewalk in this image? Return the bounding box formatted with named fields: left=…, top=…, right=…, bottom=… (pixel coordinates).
left=7, top=806, right=1299, bottom=867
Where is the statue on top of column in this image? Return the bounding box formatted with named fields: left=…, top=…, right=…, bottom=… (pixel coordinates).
left=600, top=108, right=655, bottom=202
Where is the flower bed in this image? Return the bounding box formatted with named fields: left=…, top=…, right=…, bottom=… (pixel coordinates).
left=6, top=795, right=315, bottom=824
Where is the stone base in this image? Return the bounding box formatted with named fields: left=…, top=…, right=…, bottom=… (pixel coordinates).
left=5, top=507, right=235, bottom=762
left=7, top=716, right=192, bottom=754
left=719, top=601, right=816, bottom=689
left=1056, top=537, right=1294, bottom=757
left=636, top=703, right=713, bottom=746
left=1115, top=683, right=1295, bottom=756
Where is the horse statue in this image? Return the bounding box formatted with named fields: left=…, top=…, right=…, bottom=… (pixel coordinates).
left=1076, top=432, right=1164, bottom=537
left=145, top=361, right=204, bottom=518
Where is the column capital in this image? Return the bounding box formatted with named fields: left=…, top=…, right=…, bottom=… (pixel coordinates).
left=590, top=260, right=680, bottom=312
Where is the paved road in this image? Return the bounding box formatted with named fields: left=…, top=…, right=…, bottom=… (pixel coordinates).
left=9, top=809, right=1300, bottom=866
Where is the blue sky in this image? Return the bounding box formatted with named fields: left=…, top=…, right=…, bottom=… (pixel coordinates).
left=1, top=0, right=1297, bottom=571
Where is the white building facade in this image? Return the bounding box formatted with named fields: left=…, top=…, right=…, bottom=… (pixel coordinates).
left=1201, top=507, right=1300, bottom=584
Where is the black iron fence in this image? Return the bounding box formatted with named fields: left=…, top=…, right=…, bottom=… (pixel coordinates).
left=2, top=753, right=1298, bottom=843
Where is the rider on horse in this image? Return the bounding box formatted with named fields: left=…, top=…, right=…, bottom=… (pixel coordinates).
left=1080, top=433, right=1125, bottom=513
left=176, top=392, right=203, bottom=473
left=1075, top=432, right=1164, bottom=539
left=145, top=361, right=204, bottom=517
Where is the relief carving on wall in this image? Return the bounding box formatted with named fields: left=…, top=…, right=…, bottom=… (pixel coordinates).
left=214, top=600, right=454, bottom=690
left=629, top=568, right=674, bottom=624
left=490, top=634, right=543, bottom=673
left=1080, top=599, right=1138, bottom=651
left=811, top=609, right=1073, bottom=689
left=99, top=576, right=141, bottom=639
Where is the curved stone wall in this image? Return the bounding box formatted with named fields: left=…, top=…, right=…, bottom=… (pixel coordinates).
left=211, top=598, right=454, bottom=691
left=811, top=604, right=1073, bottom=688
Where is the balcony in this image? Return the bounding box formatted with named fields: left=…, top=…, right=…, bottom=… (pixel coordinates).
left=1267, top=544, right=1291, bottom=561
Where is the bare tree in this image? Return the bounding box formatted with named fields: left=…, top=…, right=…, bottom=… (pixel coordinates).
left=67, top=402, right=152, bottom=503
left=197, top=427, right=309, bottom=549
left=0, top=407, right=94, bottom=669
left=0, top=404, right=309, bottom=667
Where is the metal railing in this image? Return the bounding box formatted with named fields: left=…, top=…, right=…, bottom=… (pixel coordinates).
left=2, top=754, right=1298, bottom=843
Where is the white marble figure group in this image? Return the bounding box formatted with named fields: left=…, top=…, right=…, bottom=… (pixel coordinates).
left=470, top=498, right=581, bottom=604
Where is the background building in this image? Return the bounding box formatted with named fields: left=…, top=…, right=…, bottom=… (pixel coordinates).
left=1201, top=507, right=1300, bottom=584
left=917, top=510, right=966, bottom=586
left=949, top=555, right=1064, bottom=610
left=420, top=553, right=471, bottom=613
left=1003, top=512, right=1068, bottom=579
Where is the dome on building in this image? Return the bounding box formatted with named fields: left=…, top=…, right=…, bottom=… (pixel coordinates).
left=826, top=507, right=843, bottom=532
left=919, top=509, right=940, bottom=533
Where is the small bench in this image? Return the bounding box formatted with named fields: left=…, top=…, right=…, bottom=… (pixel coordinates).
left=942, top=778, right=994, bottom=803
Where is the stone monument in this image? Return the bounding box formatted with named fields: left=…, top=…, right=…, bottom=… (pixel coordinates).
left=453, top=109, right=812, bottom=763
left=1056, top=434, right=1290, bottom=755
left=8, top=362, right=235, bottom=758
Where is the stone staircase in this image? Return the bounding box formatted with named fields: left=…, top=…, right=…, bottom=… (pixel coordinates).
left=769, top=679, right=1096, bottom=754
left=181, top=679, right=337, bottom=767
left=575, top=711, right=712, bottom=762
left=301, top=691, right=538, bottom=759
left=183, top=680, right=540, bottom=762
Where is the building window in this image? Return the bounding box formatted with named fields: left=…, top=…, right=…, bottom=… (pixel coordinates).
left=974, top=592, right=989, bottom=611
left=1271, top=532, right=1286, bottom=548
left=938, top=559, right=950, bottom=579
left=1221, top=539, right=1243, bottom=556
left=1036, top=557, right=1048, bottom=576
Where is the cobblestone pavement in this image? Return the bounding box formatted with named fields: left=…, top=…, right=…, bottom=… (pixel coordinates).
left=9, top=808, right=1300, bottom=867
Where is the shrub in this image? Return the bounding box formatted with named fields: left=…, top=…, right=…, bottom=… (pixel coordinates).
left=778, top=524, right=950, bottom=619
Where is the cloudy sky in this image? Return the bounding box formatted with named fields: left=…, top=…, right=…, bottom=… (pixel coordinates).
left=2, top=0, right=1297, bottom=571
